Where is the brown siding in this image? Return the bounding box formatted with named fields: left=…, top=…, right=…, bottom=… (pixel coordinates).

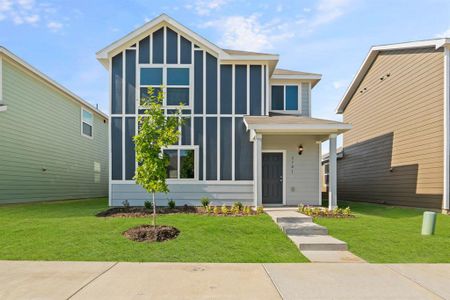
left=338, top=47, right=444, bottom=209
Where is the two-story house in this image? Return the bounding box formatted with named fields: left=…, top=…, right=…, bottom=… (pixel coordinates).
left=96, top=14, right=351, bottom=208
left=336, top=38, right=450, bottom=212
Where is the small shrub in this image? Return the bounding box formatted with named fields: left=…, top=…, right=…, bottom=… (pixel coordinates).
left=243, top=206, right=251, bottom=215
left=256, top=206, right=264, bottom=214
left=213, top=206, right=219, bottom=215
left=168, top=199, right=176, bottom=209
left=144, top=201, right=153, bottom=210
left=233, top=201, right=243, bottom=211
left=122, top=200, right=130, bottom=211
left=200, top=197, right=210, bottom=208
left=343, top=206, right=351, bottom=216
left=221, top=204, right=229, bottom=214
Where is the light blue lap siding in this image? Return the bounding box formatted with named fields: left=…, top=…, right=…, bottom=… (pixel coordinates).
left=180, top=36, right=192, bottom=64
left=111, top=53, right=123, bottom=114
left=138, top=36, right=150, bottom=64
left=111, top=182, right=254, bottom=206
left=125, top=117, right=135, bottom=180
left=250, top=65, right=262, bottom=115
left=111, top=117, right=123, bottom=180
left=194, top=51, right=203, bottom=114
left=152, top=28, right=164, bottom=64
left=125, top=50, right=136, bottom=114
left=235, top=117, right=253, bottom=180
left=166, top=27, right=178, bottom=64
left=206, top=53, right=217, bottom=114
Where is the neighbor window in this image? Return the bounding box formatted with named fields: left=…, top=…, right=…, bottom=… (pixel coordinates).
left=140, top=66, right=191, bottom=108
left=81, top=108, right=93, bottom=138
left=271, top=85, right=299, bottom=111
left=163, top=148, right=196, bottom=180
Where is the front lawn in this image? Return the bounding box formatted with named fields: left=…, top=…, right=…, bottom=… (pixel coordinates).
left=315, top=201, right=450, bottom=263
left=0, top=198, right=306, bottom=262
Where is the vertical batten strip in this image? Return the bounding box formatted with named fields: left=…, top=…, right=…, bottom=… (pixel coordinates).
left=232, top=64, right=235, bottom=181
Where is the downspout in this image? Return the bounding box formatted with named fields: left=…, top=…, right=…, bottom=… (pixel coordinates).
left=443, top=46, right=450, bottom=213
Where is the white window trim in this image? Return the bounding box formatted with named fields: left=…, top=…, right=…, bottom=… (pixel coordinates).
left=0, top=56, right=5, bottom=112
left=164, top=145, right=199, bottom=182
left=81, top=107, right=94, bottom=139
left=138, top=64, right=193, bottom=109
left=269, top=84, right=302, bottom=114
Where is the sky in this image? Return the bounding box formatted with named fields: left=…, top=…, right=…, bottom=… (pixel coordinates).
left=1, top=0, right=449, bottom=138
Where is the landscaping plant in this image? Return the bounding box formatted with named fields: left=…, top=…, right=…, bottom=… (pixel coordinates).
left=221, top=204, right=229, bottom=215
left=168, top=199, right=176, bottom=209
left=256, top=206, right=264, bottom=214
left=133, top=87, right=184, bottom=226
left=144, top=201, right=153, bottom=210
left=201, top=197, right=210, bottom=209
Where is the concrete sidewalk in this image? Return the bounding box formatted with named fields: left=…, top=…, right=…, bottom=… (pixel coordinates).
left=0, top=261, right=449, bottom=299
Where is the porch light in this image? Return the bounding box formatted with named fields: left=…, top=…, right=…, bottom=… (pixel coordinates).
left=298, top=144, right=303, bottom=155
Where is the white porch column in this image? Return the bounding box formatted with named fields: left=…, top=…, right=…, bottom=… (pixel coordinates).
left=253, top=133, right=263, bottom=207
left=328, top=134, right=337, bottom=210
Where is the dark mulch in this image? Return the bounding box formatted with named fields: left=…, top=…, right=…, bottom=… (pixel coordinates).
left=123, top=225, right=180, bottom=242
left=96, top=205, right=198, bottom=217
left=96, top=206, right=258, bottom=217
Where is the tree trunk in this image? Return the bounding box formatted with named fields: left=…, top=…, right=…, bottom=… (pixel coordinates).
left=152, top=192, right=156, bottom=227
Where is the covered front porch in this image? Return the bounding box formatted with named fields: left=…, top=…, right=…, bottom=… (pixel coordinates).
left=244, top=116, right=351, bottom=209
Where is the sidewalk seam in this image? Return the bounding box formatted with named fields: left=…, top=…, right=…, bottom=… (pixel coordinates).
left=262, top=264, right=284, bottom=300
left=66, top=262, right=119, bottom=299
left=384, top=265, right=445, bottom=300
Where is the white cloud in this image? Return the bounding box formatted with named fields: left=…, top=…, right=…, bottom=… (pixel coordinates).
left=47, top=21, right=62, bottom=31
left=310, top=0, right=355, bottom=27
left=203, top=14, right=294, bottom=52
left=188, top=0, right=229, bottom=16
left=435, top=27, right=450, bottom=38
left=0, top=0, right=63, bottom=31
left=332, top=80, right=349, bottom=89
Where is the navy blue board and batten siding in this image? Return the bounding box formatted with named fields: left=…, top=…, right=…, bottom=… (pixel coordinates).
left=110, top=25, right=269, bottom=205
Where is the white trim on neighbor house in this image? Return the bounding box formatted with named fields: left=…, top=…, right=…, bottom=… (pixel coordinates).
left=81, top=107, right=94, bottom=139
left=0, top=47, right=107, bottom=119
left=108, top=56, right=112, bottom=206
left=262, top=149, right=287, bottom=206
left=317, top=140, right=322, bottom=206
left=336, top=38, right=450, bottom=114
left=0, top=54, right=4, bottom=111
left=443, top=46, right=450, bottom=212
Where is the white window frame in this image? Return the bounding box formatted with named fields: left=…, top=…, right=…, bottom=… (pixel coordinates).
left=81, top=108, right=94, bottom=139
left=164, top=145, right=199, bottom=182
left=269, top=84, right=302, bottom=114
left=138, top=64, right=193, bottom=110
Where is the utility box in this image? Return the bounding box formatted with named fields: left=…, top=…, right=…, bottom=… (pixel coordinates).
left=421, top=211, right=437, bottom=235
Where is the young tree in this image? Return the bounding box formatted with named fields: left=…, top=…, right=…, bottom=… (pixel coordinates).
left=133, top=88, right=183, bottom=226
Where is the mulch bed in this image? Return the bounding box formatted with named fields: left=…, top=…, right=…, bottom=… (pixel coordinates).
left=96, top=206, right=258, bottom=217
left=123, top=225, right=180, bottom=242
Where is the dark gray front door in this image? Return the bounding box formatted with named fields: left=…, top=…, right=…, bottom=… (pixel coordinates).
left=262, top=153, right=283, bottom=204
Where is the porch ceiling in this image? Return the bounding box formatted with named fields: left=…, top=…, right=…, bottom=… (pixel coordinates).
left=244, top=116, right=352, bottom=138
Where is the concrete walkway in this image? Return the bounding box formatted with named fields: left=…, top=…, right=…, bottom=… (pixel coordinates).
left=1, top=261, right=449, bottom=299
left=265, top=208, right=364, bottom=263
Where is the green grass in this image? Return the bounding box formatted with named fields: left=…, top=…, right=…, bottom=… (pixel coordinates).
left=0, top=198, right=306, bottom=262
left=315, top=201, right=450, bottom=263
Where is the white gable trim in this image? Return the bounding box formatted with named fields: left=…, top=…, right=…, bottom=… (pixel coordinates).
left=336, top=38, right=450, bottom=114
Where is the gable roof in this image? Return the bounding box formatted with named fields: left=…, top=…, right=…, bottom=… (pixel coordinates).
left=96, top=14, right=279, bottom=69
left=336, top=38, right=450, bottom=114
left=0, top=46, right=108, bottom=119
left=272, top=68, right=322, bottom=87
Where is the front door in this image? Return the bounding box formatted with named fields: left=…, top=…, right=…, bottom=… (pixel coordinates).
left=262, top=152, right=283, bottom=204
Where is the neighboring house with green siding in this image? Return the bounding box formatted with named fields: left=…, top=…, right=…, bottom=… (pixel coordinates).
left=0, top=47, right=109, bottom=204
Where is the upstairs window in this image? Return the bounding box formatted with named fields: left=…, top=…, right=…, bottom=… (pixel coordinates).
left=81, top=108, right=93, bottom=138
left=271, top=85, right=299, bottom=111
left=140, top=66, right=191, bottom=108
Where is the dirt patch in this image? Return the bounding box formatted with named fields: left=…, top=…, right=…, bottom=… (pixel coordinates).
left=123, top=225, right=180, bottom=242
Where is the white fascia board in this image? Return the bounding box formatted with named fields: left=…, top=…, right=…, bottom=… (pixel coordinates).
left=336, top=38, right=450, bottom=114
left=0, top=47, right=108, bottom=119
left=246, top=123, right=352, bottom=132
left=271, top=74, right=322, bottom=80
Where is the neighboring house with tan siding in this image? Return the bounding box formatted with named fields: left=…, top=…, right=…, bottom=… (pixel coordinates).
left=336, top=38, right=450, bottom=212
left=0, top=47, right=109, bottom=204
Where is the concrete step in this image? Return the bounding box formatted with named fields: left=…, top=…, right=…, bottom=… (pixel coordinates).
left=289, top=235, right=348, bottom=251
left=279, top=222, right=328, bottom=236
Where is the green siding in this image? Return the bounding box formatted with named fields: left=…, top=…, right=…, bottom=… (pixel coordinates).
left=0, top=58, right=108, bottom=204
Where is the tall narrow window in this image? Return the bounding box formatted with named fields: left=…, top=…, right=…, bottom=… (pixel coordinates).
left=81, top=108, right=93, bottom=138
